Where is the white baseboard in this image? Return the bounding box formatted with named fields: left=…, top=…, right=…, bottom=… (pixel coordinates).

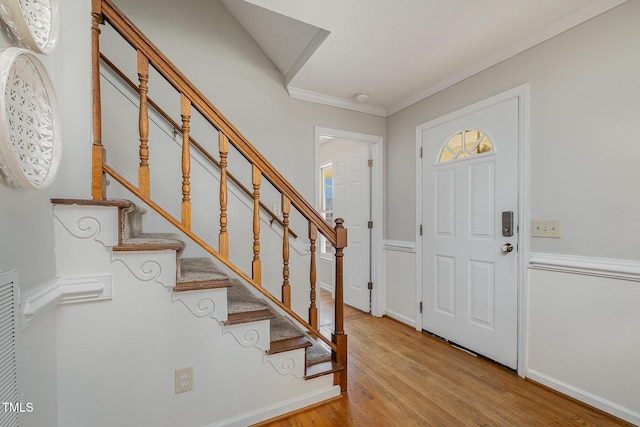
left=526, top=369, right=640, bottom=426
left=206, top=385, right=340, bottom=427
left=318, top=281, right=333, bottom=293
left=384, top=309, right=416, bottom=328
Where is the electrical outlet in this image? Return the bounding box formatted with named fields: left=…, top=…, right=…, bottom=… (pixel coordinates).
left=175, top=367, right=193, bottom=394
left=531, top=220, right=560, bottom=238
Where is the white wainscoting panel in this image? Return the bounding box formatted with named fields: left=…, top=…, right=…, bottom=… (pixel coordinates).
left=527, top=254, right=640, bottom=425
left=384, top=240, right=416, bottom=327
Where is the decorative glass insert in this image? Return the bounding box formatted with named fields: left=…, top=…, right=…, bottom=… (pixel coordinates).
left=319, top=163, right=333, bottom=255
left=439, top=129, right=493, bottom=163
left=0, top=0, right=59, bottom=54
left=0, top=48, right=61, bottom=189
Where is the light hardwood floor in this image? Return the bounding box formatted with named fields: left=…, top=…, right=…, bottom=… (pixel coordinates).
left=257, top=290, right=632, bottom=427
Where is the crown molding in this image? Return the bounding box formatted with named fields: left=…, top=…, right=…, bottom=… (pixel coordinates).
left=287, top=86, right=387, bottom=117
left=387, top=0, right=628, bottom=115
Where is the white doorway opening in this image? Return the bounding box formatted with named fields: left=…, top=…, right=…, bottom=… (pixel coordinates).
left=314, top=127, right=384, bottom=317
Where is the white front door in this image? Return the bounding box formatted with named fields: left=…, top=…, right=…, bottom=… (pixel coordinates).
left=420, top=97, right=519, bottom=369
left=333, top=145, right=371, bottom=312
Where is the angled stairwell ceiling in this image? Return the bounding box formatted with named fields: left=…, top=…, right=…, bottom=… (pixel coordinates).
left=222, top=0, right=627, bottom=116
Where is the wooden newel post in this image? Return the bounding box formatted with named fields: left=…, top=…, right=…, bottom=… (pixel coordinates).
left=332, top=218, right=348, bottom=393
left=91, top=0, right=105, bottom=200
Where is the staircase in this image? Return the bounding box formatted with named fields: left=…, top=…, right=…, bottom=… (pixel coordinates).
left=82, top=0, right=348, bottom=421
left=51, top=198, right=338, bottom=380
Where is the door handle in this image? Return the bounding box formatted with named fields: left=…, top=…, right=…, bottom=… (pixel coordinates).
left=501, top=243, right=514, bottom=253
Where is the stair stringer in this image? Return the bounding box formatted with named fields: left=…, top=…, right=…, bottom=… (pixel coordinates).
left=111, top=251, right=177, bottom=288
left=223, top=320, right=271, bottom=353
left=171, top=289, right=228, bottom=322
left=52, top=202, right=339, bottom=427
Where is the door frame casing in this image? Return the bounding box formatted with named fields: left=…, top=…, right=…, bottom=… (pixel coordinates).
left=414, top=85, right=529, bottom=376
left=315, top=127, right=384, bottom=316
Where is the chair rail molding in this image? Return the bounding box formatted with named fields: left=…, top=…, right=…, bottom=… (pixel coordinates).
left=528, top=252, right=640, bottom=282
left=20, top=275, right=112, bottom=328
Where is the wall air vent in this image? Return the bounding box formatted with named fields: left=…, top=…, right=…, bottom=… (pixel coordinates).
left=0, top=270, right=19, bottom=427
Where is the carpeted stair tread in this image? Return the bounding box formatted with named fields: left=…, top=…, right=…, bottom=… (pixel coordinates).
left=225, top=279, right=275, bottom=325
left=175, top=257, right=232, bottom=291
left=270, top=316, right=305, bottom=341
left=121, top=203, right=147, bottom=240
left=114, top=233, right=186, bottom=252
left=267, top=316, right=311, bottom=355
left=305, top=340, right=332, bottom=367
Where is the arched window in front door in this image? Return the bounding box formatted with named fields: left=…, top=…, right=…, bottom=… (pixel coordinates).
left=438, top=129, right=493, bottom=163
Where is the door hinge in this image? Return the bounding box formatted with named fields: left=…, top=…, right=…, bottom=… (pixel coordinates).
left=368, top=282, right=373, bottom=290
left=368, top=159, right=373, bottom=167
left=368, top=221, right=373, bottom=229
left=419, top=224, right=423, bottom=236
left=419, top=301, right=423, bottom=313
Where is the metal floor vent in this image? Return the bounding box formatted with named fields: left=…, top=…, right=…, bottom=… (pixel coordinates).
left=0, top=270, right=19, bottom=427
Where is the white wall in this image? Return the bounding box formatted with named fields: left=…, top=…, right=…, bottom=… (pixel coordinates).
left=0, top=1, right=92, bottom=425
left=386, top=2, right=640, bottom=423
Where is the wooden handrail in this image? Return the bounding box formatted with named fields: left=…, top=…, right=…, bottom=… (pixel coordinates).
left=100, top=0, right=335, bottom=244
left=99, top=53, right=298, bottom=239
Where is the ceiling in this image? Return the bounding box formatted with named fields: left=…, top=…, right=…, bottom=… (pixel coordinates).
left=221, top=0, right=626, bottom=117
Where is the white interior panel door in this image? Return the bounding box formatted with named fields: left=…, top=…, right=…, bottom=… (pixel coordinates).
left=421, top=97, right=519, bottom=369
left=333, top=145, right=371, bottom=312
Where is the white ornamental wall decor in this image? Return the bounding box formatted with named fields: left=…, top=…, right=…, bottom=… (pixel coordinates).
left=0, top=48, right=61, bottom=189
left=0, top=0, right=59, bottom=54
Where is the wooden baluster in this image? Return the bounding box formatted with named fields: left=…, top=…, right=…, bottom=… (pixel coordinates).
left=281, top=195, right=291, bottom=308
left=180, top=94, right=191, bottom=229
left=309, top=223, right=318, bottom=330
left=252, top=165, right=262, bottom=285
left=219, top=133, right=229, bottom=258
left=332, top=218, right=348, bottom=392
left=91, top=0, right=105, bottom=200
left=137, top=51, right=150, bottom=197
